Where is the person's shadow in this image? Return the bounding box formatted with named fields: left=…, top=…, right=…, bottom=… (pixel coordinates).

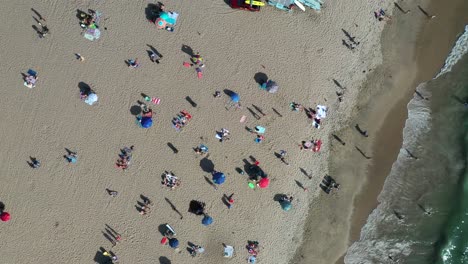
left=254, top=72, right=268, bottom=85
left=159, top=256, right=171, bottom=264
left=273, top=193, right=286, bottom=202
left=181, top=45, right=195, bottom=57
left=78, top=82, right=92, bottom=95
left=145, top=3, right=161, bottom=21
left=130, top=105, right=142, bottom=116
left=200, top=157, right=214, bottom=173
left=27, top=156, right=38, bottom=168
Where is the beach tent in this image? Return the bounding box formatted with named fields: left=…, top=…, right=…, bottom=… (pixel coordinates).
left=189, top=200, right=206, bottom=215
left=140, top=116, right=153, bottom=128
left=0, top=212, right=10, bottom=222
left=169, top=238, right=179, bottom=248
left=265, top=80, right=279, bottom=93
left=202, top=215, right=213, bottom=226
left=212, top=172, right=226, bottom=185
left=84, top=93, right=98, bottom=105
left=258, top=177, right=270, bottom=188
left=280, top=200, right=292, bottom=211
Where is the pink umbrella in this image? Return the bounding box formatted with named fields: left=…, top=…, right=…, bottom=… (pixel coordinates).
left=0, top=212, right=11, bottom=222
left=258, top=178, right=270, bottom=189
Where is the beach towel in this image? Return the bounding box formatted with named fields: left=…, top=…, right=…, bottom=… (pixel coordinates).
left=183, top=62, right=191, bottom=68
left=254, top=126, right=266, bottom=134
left=196, top=67, right=203, bottom=79
left=240, top=115, right=247, bottom=123
left=151, top=97, right=161, bottom=105
left=223, top=245, right=234, bottom=258
left=316, top=105, right=327, bottom=119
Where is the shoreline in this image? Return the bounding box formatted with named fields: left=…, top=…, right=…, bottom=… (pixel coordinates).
left=291, top=0, right=468, bottom=263
left=341, top=0, right=468, bottom=262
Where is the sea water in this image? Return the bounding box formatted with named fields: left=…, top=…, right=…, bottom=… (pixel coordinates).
left=344, top=26, right=468, bottom=264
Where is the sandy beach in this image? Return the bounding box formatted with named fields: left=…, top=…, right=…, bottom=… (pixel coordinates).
left=1, top=0, right=460, bottom=263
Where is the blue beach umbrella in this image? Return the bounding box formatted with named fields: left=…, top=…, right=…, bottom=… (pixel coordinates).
left=229, top=92, right=240, bottom=103
left=169, top=238, right=179, bottom=248
left=280, top=200, right=292, bottom=211
left=212, top=172, right=226, bottom=185
left=202, top=215, right=213, bottom=226
left=140, top=116, right=153, bottom=128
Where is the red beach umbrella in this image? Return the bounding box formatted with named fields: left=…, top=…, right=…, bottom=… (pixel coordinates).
left=258, top=178, right=270, bottom=189
left=155, top=18, right=166, bottom=29
left=0, top=212, right=11, bottom=222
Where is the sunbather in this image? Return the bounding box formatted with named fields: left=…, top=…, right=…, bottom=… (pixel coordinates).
left=128, top=59, right=140, bottom=68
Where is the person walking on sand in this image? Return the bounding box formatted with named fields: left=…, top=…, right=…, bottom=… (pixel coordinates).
left=226, top=193, right=234, bottom=209
left=65, top=151, right=78, bottom=164
left=278, top=150, right=289, bottom=165
left=30, top=158, right=41, bottom=169
left=150, top=51, right=162, bottom=64
left=106, top=188, right=118, bottom=197
left=75, top=53, right=85, bottom=61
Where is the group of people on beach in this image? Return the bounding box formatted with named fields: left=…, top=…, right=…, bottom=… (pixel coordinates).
left=115, top=146, right=134, bottom=170
left=18, top=3, right=368, bottom=263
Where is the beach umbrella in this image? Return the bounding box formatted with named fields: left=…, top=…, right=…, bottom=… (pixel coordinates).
left=258, top=177, right=270, bottom=188
left=189, top=200, right=206, bottom=215
left=84, top=93, right=98, bottom=105
left=0, top=212, right=10, bottom=222
left=229, top=92, right=240, bottom=103
left=155, top=18, right=166, bottom=29
left=212, top=172, right=226, bottom=185
left=140, top=116, right=153, bottom=128
left=280, top=200, right=292, bottom=211
left=266, top=80, right=279, bottom=93
left=202, top=215, right=213, bottom=226
left=168, top=238, right=179, bottom=248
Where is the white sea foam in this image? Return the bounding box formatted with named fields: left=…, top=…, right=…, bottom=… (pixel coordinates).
left=436, top=25, right=468, bottom=78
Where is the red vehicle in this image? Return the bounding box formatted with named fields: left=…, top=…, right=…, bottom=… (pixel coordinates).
left=230, top=0, right=261, bottom=11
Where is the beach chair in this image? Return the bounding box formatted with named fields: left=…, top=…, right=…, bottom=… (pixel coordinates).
left=181, top=110, right=192, bottom=120
left=27, top=69, right=37, bottom=77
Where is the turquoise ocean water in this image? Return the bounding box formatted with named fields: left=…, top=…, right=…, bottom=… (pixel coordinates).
left=344, top=26, right=468, bottom=264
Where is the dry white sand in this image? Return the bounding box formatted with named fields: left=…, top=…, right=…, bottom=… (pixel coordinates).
left=0, top=0, right=388, bottom=263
